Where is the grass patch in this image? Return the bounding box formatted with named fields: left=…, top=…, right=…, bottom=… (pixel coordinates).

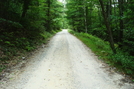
left=69, top=30, right=112, bottom=60
left=69, top=30, right=134, bottom=78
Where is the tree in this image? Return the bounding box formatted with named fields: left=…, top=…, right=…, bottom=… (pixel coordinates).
left=99, top=0, right=116, bottom=53
left=118, top=0, right=124, bottom=46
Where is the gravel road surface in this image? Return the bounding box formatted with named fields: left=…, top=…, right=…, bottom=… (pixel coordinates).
left=0, top=30, right=133, bottom=89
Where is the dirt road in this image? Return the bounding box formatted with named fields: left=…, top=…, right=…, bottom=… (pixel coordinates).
left=0, top=30, right=133, bottom=89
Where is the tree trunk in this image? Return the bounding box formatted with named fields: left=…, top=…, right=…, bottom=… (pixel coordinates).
left=118, top=0, right=124, bottom=46
left=46, top=0, right=51, bottom=31
left=97, top=6, right=102, bottom=26
left=99, top=0, right=116, bottom=53
left=84, top=3, right=88, bottom=33
left=113, top=0, right=118, bottom=28
left=21, top=0, right=31, bottom=18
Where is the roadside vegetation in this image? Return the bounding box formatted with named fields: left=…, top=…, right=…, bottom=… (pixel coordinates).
left=0, top=30, right=60, bottom=73
left=0, top=0, right=63, bottom=73
left=69, top=30, right=134, bottom=79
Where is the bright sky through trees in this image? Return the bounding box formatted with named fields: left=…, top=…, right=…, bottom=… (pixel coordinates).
left=58, top=0, right=64, bottom=3
left=58, top=0, right=66, bottom=4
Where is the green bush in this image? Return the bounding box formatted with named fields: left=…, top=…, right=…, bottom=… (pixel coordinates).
left=111, top=52, right=134, bottom=75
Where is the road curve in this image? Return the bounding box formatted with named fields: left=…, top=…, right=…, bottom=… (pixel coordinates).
left=0, top=30, right=133, bottom=89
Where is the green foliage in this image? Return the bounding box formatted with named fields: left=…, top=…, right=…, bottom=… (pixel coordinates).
left=110, top=52, right=134, bottom=75
left=69, top=30, right=134, bottom=77
left=0, top=0, right=63, bottom=49
left=66, top=0, right=85, bottom=32
left=40, top=31, right=53, bottom=44
left=66, top=0, right=134, bottom=54
left=0, top=18, right=23, bottom=30
left=0, top=0, right=63, bottom=72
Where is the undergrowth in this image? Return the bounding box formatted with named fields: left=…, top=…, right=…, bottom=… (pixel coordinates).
left=0, top=30, right=60, bottom=73
left=69, top=30, right=134, bottom=78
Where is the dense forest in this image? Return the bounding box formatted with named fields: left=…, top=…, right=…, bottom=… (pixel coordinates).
left=0, top=0, right=64, bottom=71
left=0, top=0, right=134, bottom=78
left=66, top=0, right=134, bottom=54
left=66, top=0, right=134, bottom=77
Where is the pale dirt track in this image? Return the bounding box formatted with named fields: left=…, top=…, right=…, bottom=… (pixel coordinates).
left=0, top=30, right=134, bottom=89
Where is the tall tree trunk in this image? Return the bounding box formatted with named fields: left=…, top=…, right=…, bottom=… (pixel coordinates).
left=113, top=0, right=118, bottom=28
left=106, top=0, right=112, bottom=31
left=21, top=0, right=31, bottom=18
left=113, top=0, right=120, bottom=43
left=99, top=0, right=116, bottom=53
left=89, top=7, right=93, bottom=31
left=97, top=6, right=102, bottom=26
left=84, top=1, right=88, bottom=33
left=86, top=6, right=89, bottom=30
left=118, top=0, right=124, bottom=46
left=46, top=0, right=51, bottom=31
